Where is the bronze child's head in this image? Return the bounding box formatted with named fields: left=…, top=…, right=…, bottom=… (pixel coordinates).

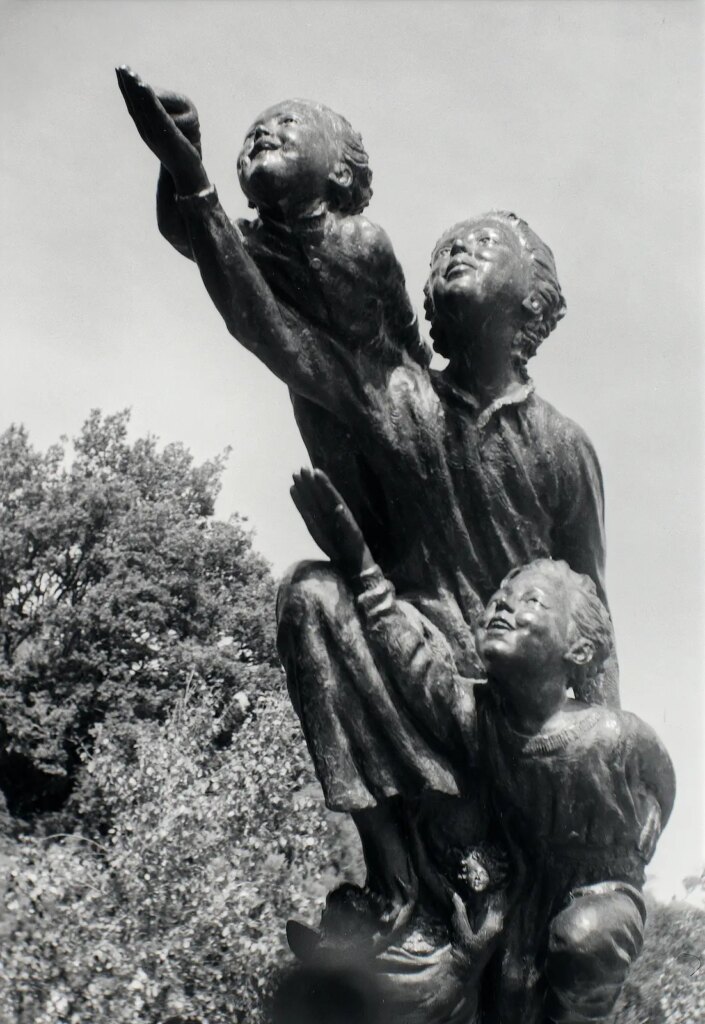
left=237, top=99, right=373, bottom=217
left=424, top=212, right=566, bottom=379
left=476, top=559, right=613, bottom=712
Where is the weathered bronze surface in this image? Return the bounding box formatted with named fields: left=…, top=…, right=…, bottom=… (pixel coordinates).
left=117, top=69, right=675, bottom=1023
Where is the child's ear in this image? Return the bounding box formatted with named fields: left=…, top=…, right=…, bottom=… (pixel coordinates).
left=521, top=292, right=542, bottom=317
left=564, top=638, right=595, bottom=667
left=330, top=162, right=353, bottom=189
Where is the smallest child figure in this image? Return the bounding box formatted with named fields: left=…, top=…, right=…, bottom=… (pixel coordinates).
left=288, top=469, right=675, bottom=1024
left=472, top=561, right=675, bottom=1022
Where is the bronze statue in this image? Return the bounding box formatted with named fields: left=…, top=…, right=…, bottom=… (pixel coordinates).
left=119, top=68, right=429, bottom=555
left=115, top=71, right=610, bottom=680
left=116, top=70, right=672, bottom=1022
left=289, top=469, right=674, bottom=1023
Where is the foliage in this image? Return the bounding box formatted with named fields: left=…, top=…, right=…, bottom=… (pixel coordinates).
left=607, top=893, right=705, bottom=1024
left=0, top=411, right=277, bottom=814
left=4, top=413, right=699, bottom=1024
left=0, top=412, right=360, bottom=1024
left=0, top=683, right=344, bottom=1024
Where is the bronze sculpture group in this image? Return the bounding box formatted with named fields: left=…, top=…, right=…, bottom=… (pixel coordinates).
left=117, top=67, right=675, bottom=1024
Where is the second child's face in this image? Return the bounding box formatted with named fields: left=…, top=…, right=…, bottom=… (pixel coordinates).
left=475, top=567, right=572, bottom=679
left=237, top=102, right=340, bottom=210
left=427, top=219, right=533, bottom=331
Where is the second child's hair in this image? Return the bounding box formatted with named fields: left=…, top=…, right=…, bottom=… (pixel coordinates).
left=424, top=212, right=567, bottom=379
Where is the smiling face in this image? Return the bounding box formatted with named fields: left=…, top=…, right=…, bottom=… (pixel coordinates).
left=237, top=100, right=346, bottom=211
left=427, top=218, right=534, bottom=332
left=475, top=565, right=574, bottom=685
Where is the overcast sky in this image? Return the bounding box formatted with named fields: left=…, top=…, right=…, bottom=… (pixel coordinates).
left=2, top=0, right=703, bottom=890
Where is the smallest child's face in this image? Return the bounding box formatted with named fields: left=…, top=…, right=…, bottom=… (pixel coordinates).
left=237, top=101, right=341, bottom=212
left=476, top=567, right=572, bottom=680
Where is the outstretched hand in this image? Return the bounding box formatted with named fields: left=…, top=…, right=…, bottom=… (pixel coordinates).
left=157, top=89, right=202, bottom=156
left=116, top=65, right=208, bottom=195
left=290, top=468, right=374, bottom=578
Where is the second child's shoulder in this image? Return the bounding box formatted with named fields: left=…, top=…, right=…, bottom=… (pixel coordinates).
left=530, top=393, right=591, bottom=440
left=528, top=393, right=600, bottom=459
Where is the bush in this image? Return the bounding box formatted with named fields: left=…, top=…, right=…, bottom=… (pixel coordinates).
left=0, top=683, right=346, bottom=1024
left=607, top=895, right=705, bottom=1024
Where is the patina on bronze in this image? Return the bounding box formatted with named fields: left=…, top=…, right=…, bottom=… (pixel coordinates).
left=117, top=69, right=674, bottom=1023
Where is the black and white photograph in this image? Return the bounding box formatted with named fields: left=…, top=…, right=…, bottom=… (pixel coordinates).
left=1, top=2, right=702, bottom=1023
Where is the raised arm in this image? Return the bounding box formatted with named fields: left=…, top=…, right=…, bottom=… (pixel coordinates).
left=290, top=468, right=473, bottom=748
left=157, top=164, right=193, bottom=259
left=116, top=67, right=353, bottom=412
left=151, top=91, right=204, bottom=260
left=174, top=186, right=309, bottom=370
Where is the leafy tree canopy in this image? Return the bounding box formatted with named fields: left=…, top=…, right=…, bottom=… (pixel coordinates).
left=1, top=684, right=334, bottom=1024
left=0, top=411, right=278, bottom=815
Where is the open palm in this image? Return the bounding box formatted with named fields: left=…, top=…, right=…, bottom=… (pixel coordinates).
left=116, top=65, right=208, bottom=195
left=290, top=468, right=374, bottom=578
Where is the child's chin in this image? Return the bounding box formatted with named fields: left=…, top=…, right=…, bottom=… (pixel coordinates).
left=479, top=636, right=514, bottom=661
left=245, top=161, right=285, bottom=192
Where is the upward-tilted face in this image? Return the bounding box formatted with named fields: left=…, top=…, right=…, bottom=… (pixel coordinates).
left=237, top=101, right=343, bottom=210
left=427, top=218, right=534, bottom=331
left=475, top=567, right=573, bottom=681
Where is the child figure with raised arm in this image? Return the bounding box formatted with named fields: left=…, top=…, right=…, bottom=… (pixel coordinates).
left=116, top=68, right=428, bottom=549
left=290, top=468, right=675, bottom=1024
left=151, top=88, right=426, bottom=363
left=117, top=66, right=446, bottom=949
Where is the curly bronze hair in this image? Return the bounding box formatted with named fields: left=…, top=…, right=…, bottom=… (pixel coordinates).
left=240, top=99, right=373, bottom=215
left=312, top=101, right=373, bottom=216
left=424, top=212, right=567, bottom=379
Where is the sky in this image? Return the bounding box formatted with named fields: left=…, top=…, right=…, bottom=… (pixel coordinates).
left=2, top=0, right=703, bottom=890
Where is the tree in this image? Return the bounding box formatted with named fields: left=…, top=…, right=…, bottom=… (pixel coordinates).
left=1, top=683, right=338, bottom=1024
left=0, top=411, right=279, bottom=815
left=0, top=412, right=362, bottom=1024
